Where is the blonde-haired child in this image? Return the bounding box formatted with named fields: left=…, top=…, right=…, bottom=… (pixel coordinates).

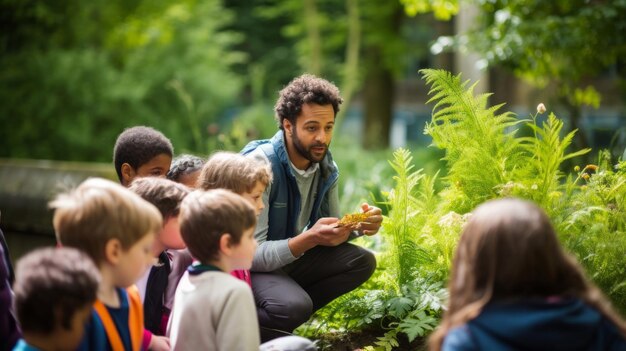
left=197, top=151, right=271, bottom=285
left=51, top=178, right=161, bottom=351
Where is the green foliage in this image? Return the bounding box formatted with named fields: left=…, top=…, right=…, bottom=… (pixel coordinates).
left=421, top=68, right=523, bottom=212
left=514, top=113, right=591, bottom=210
left=557, top=155, right=626, bottom=311
left=469, top=0, right=626, bottom=87
left=384, top=148, right=427, bottom=287
left=0, top=0, right=244, bottom=161
left=400, top=0, right=459, bottom=20
left=306, top=69, right=626, bottom=348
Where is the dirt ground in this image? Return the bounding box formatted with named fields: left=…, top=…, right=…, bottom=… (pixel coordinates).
left=313, top=329, right=426, bottom=351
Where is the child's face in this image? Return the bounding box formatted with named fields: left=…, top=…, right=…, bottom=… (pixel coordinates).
left=113, top=232, right=156, bottom=287
left=55, top=304, right=92, bottom=351
left=159, top=216, right=186, bottom=251
left=230, top=227, right=257, bottom=270
left=240, top=181, right=266, bottom=216
left=134, top=154, right=172, bottom=180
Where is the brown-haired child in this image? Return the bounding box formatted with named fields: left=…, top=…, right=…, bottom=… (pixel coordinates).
left=12, top=247, right=100, bottom=351
left=430, top=198, right=626, bottom=350
left=129, top=177, right=191, bottom=338
left=167, top=189, right=315, bottom=351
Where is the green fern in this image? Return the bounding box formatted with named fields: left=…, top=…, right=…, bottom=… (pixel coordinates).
left=558, top=157, right=626, bottom=312
left=383, top=148, right=432, bottom=288
left=517, top=113, right=591, bottom=209
left=420, top=68, right=524, bottom=212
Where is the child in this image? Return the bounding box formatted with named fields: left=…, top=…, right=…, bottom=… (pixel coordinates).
left=167, top=190, right=315, bottom=351
left=113, top=126, right=174, bottom=187
left=197, top=151, right=271, bottom=286
left=430, top=198, right=626, bottom=351
left=129, top=177, right=191, bottom=337
left=12, top=247, right=100, bottom=351
left=166, top=154, right=205, bottom=188
left=167, top=189, right=260, bottom=350
left=50, top=178, right=162, bottom=351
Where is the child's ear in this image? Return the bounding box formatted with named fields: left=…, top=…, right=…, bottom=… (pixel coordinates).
left=121, top=163, right=136, bottom=185
left=219, top=233, right=234, bottom=256
left=104, top=238, right=123, bottom=264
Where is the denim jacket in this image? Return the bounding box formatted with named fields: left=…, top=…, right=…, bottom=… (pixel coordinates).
left=241, top=130, right=339, bottom=241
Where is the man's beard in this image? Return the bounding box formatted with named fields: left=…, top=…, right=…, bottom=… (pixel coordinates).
left=292, top=128, right=328, bottom=164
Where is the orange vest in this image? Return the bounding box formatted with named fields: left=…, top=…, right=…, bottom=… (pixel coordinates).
left=93, top=286, right=144, bottom=351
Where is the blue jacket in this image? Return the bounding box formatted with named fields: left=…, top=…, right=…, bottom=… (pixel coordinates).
left=443, top=298, right=626, bottom=351
left=241, top=130, right=339, bottom=241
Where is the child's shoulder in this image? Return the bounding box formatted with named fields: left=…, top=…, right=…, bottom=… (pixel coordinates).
left=190, top=270, right=250, bottom=293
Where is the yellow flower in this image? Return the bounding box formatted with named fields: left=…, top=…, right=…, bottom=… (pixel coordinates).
left=584, top=164, right=598, bottom=172
left=574, top=165, right=580, bottom=172
left=537, top=103, right=546, bottom=114
left=582, top=173, right=590, bottom=180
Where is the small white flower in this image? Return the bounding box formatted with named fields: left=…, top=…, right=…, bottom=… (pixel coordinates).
left=537, top=103, right=546, bottom=114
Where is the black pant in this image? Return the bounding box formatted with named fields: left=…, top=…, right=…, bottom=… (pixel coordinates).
left=251, top=242, right=376, bottom=342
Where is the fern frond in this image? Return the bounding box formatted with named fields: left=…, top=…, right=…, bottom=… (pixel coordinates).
left=518, top=113, right=591, bottom=207
left=420, top=69, right=523, bottom=211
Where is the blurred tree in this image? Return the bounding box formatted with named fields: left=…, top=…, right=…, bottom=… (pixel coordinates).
left=456, top=0, right=626, bottom=148
left=361, top=0, right=458, bottom=149
left=0, top=0, right=244, bottom=161
left=222, top=0, right=301, bottom=104
left=235, top=0, right=457, bottom=150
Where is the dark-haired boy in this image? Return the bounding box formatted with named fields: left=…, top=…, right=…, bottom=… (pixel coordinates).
left=12, top=247, right=100, bottom=351
left=113, top=126, right=174, bottom=187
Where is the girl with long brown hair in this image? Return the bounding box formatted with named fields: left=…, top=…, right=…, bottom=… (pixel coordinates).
left=430, top=198, right=626, bottom=350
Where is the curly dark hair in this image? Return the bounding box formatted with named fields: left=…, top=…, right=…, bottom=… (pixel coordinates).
left=274, top=74, right=343, bottom=129
left=14, top=247, right=100, bottom=334
left=113, top=126, right=174, bottom=182
left=167, top=154, right=205, bottom=183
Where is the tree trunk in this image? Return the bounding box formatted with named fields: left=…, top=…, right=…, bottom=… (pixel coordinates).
left=362, top=48, right=393, bottom=150
left=361, top=2, right=402, bottom=150
left=335, top=0, right=361, bottom=131
left=304, top=0, right=322, bottom=75
left=561, top=96, right=590, bottom=150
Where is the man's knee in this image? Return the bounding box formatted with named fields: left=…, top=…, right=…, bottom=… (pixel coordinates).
left=257, top=288, right=313, bottom=331
left=349, top=246, right=377, bottom=283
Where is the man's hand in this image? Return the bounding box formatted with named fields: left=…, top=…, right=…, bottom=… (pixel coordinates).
left=357, top=203, right=383, bottom=236
left=287, top=217, right=351, bottom=257
left=309, top=217, right=352, bottom=246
